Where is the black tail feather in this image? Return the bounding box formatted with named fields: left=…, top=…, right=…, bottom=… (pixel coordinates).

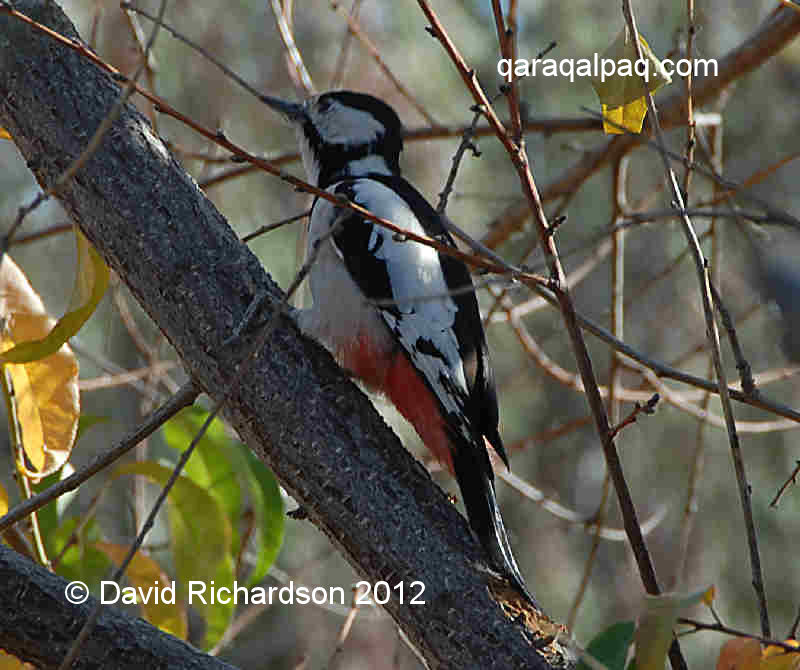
left=451, top=441, right=539, bottom=609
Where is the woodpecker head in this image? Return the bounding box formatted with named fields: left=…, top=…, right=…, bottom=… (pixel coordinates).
left=261, top=90, right=403, bottom=188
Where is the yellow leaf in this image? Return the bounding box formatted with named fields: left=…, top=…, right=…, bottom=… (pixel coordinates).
left=0, top=256, right=80, bottom=480
left=94, top=542, right=188, bottom=640
left=703, top=585, right=717, bottom=606
left=0, top=649, right=33, bottom=669
left=590, top=27, right=672, bottom=134
left=0, top=128, right=11, bottom=141
left=601, top=99, right=648, bottom=134
left=765, top=641, right=800, bottom=655
left=762, top=640, right=800, bottom=670
left=0, top=482, right=8, bottom=516
left=716, top=638, right=762, bottom=670
left=2, top=228, right=108, bottom=364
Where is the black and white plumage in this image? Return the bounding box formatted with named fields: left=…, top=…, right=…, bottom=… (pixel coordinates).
left=262, top=90, right=534, bottom=606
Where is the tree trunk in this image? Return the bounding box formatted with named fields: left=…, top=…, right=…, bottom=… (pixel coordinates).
left=0, top=1, right=566, bottom=668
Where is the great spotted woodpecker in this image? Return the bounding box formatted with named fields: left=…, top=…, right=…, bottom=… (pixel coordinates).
left=261, top=90, right=535, bottom=606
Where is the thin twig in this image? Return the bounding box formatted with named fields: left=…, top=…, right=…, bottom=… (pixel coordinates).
left=490, top=0, right=523, bottom=144
left=436, top=104, right=484, bottom=214
left=322, top=582, right=369, bottom=670
left=328, top=0, right=363, bottom=89
left=70, top=338, right=176, bottom=400
left=419, top=8, right=683, bottom=667
left=622, top=0, right=769, bottom=640
left=579, top=105, right=800, bottom=231
left=566, top=471, right=610, bottom=633
left=484, top=194, right=576, bottom=325
left=0, top=382, right=198, bottom=534
left=568, top=155, right=628, bottom=631
left=330, top=1, right=438, bottom=126
left=241, top=210, right=310, bottom=243
left=681, top=0, right=697, bottom=196
left=489, top=467, right=669, bottom=540
left=78, top=361, right=177, bottom=392
left=678, top=617, right=799, bottom=654
left=57, top=396, right=221, bottom=670
left=122, top=4, right=159, bottom=129
left=705, top=149, right=800, bottom=208
left=269, top=0, right=315, bottom=95
left=671, top=123, right=723, bottom=590
left=788, top=607, right=800, bottom=639
left=769, top=461, right=800, bottom=508
left=2, top=0, right=168, bottom=258
left=121, top=2, right=269, bottom=103
left=8, top=222, right=73, bottom=246
left=608, top=394, right=659, bottom=441
left=709, top=280, right=756, bottom=395
left=499, top=279, right=800, bottom=427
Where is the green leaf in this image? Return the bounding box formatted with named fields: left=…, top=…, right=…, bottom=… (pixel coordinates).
left=112, top=459, right=235, bottom=646
left=158, top=410, right=285, bottom=647
left=161, top=408, right=284, bottom=586
left=31, top=468, right=68, bottom=542
left=2, top=229, right=108, bottom=364
left=161, top=408, right=242, bottom=556
left=242, top=447, right=284, bottom=587
left=578, top=621, right=635, bottom=670
left=113, top=461, right=232, bottom=583
left=634, top=587, right=712, bottom=670
left=202, top=552, right=236, bottom=649
left=50, top=516, right=112, bottom=590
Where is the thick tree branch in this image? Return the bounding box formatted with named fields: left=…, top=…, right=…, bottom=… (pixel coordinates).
left=0, top=1, right=568, bottom=668
left=0, top=545, right=238, bottom=670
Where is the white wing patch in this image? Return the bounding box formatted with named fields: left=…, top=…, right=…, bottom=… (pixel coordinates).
left=350, top=180, right=472, bottom=429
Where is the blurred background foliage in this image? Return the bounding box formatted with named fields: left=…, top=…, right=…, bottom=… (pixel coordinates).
left=1, top=0, right=799, bottom=668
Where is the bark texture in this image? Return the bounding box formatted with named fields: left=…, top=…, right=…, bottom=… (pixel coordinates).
left=0, top=1, right=569, bottom=668
left=0, top=545, right=238, bottom=670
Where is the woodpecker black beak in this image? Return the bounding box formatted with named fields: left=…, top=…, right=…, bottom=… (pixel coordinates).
left=260, top=94, right=306, bottom=124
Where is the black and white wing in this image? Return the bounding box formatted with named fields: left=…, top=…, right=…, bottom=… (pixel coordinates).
left=318, top=175, right=507, bottom=465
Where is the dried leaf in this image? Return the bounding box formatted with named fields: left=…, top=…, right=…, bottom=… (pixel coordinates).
left=0, top=256, right=79, bottom=479
left=762, top=640, right=800, bottom=670
left=0, top=481, right=8, bottom=516
left=2, top=229, right=108, bottom=364
left=590, top=27, right=671, bottom=134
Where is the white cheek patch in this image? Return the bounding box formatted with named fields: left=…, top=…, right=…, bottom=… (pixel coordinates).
left=311, top=101, right=384, bottom=146
left=296, top=129, right=321, bottom=186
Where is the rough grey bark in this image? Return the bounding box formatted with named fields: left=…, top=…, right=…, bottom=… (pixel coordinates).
left=0, top=545, right=239, bottom=670
left=0, top=1, right=569, bottom=668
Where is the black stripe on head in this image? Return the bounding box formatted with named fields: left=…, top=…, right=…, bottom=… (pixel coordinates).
left=304, top=92, right=403, bottom=188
